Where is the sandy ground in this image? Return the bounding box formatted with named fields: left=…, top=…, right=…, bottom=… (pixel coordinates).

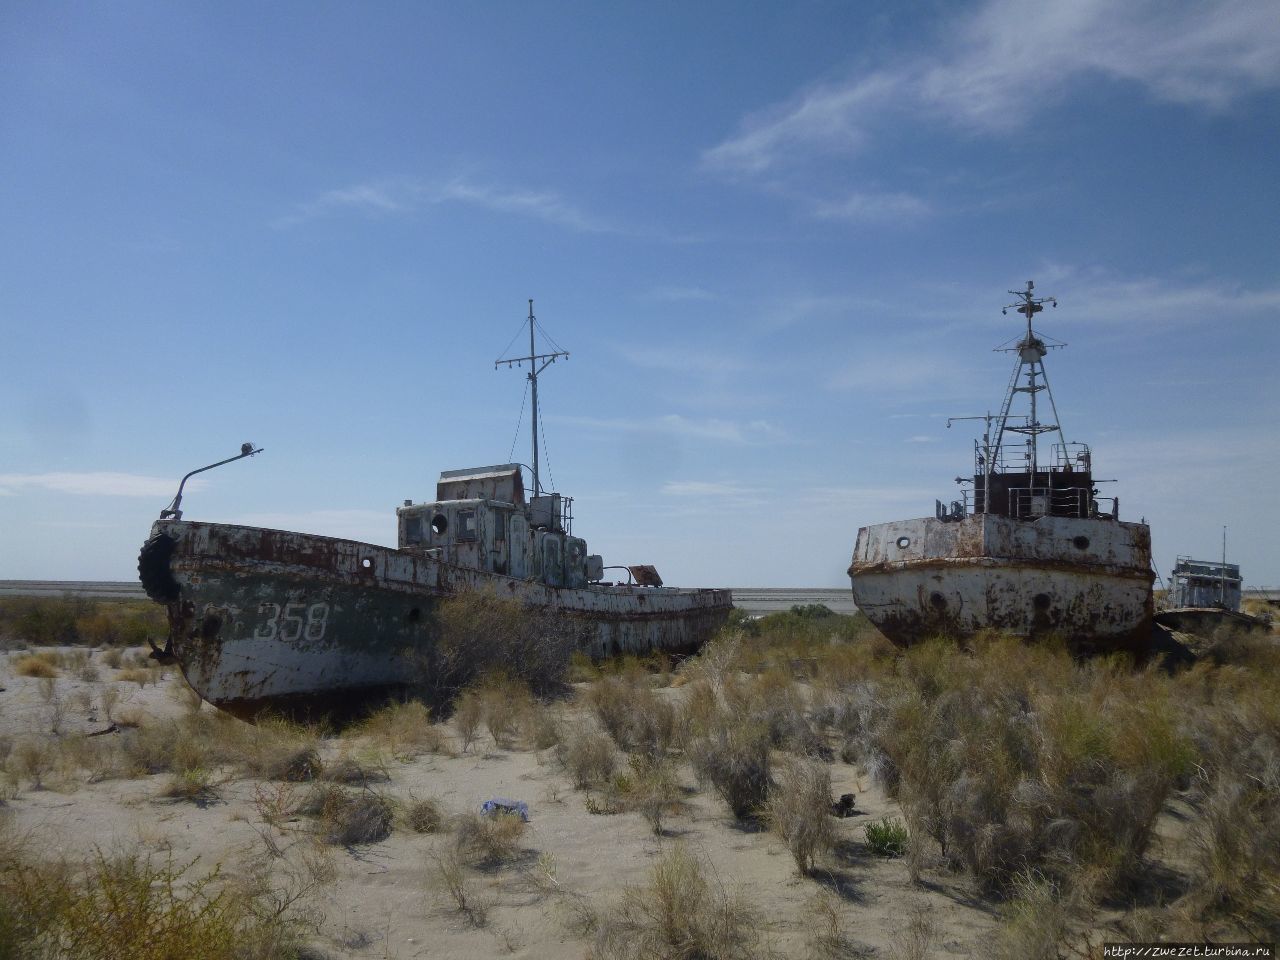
left=3, top=649, right=1000, bottom=959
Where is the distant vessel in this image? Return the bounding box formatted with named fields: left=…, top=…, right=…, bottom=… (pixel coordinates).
left=138, top=302, right=732, bottom=717
left=1156, top=539, right=1270, bottom=636
left=848, top=282, right=1154, bottom=651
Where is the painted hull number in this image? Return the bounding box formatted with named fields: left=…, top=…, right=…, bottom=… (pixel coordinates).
left=255, top=602, right=330, bottom=641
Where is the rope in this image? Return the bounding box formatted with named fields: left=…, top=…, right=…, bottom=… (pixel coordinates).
left=508, top=379, right=529, bottom=462
left=538, top=382, right=556, bottom=493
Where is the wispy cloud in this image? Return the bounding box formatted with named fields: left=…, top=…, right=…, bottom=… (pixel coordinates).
left=0, top=472, right=200, bottom=498
left=555, top=413, right=786, bottom=445
left=617, top=344, right=750, bottom=377
left=277, top=176, right=608, bottom=232
left=704, top=0, right=1280, bottom=176
left=1033, top=267, right=1280, bottom=330
left=661, top=480, right=766, bottom=498
left=812, top=191, right=931, bottom=223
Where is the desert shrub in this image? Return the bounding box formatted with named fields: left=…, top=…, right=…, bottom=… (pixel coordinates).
left=688, top=717, right=772, bottom=821
left=586, top=676, right=676, bottom=758
left=726, top=668, right=827, bottom=758
left=161, top=767, right=217, bottom=803
left=452, top=686, right=485, bottom=752
left=557, top=723, right=618, bottom=789
left=355, top=699, right=449, bottom=758
left=478, top=675, right=538, bottom=749
left=990, top=872, right=1073, bottom=960
left=13, top=653, right=59, bottom=678
left=864, top=817, right=909, bottom=858
left=1174, top=661, right=1280, bottom=930
left=9, top=737, right=57, bottom=790
left=0, top=848, right=305, bottom=960
left=321, top=753, right=388, bottom=786
left=612, top=755, right=685, bottom=835
left=403, top=794, right=445, bottom=833
left=422, top=591, right=583, bottom=699
left=233, top=717, right=323, bottom=782
left=857, top=637, right=1195, bottom=893
left=765, top=757, right=836, bottom=874
left=101, top=647, right=124, bottom=669
left=316, top=787, right=394, bottom=845
left=453, top=811, right=527, bottom=868
left=430, top=850, right=489, bottom=927
left=591, top=844, right=761, bottom=960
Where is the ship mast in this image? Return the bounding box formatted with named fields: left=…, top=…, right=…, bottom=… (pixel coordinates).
left=992, top=281, right=1067, bottom=476
left=495, top=299, right=569, bottom=496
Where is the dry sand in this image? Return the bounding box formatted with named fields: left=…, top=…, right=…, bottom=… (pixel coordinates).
left=1, top=649, right=1001, bottom=958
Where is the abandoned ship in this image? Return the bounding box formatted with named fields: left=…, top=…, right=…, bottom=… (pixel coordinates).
left=848, top=282, right=1154, bottom=650
left=138, top=302, right=732, bottom=717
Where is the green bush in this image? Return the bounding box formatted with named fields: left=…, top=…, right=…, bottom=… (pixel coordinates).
left=864, top=817, right=909, bottom=857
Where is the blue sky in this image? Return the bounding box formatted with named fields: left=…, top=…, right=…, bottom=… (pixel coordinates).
left=2, top=0, right=1277, bottom=588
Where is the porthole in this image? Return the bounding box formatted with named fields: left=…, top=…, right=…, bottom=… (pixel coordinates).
left=431, top=514, right=448, bottom=535
left=895, top=536, right=911, bottom=549
left=1033, top=593, right=1051, bottom=611
left=360, top=557, right=373, bottom=570
left=407, top=607, right=421, bottom=623
left=1072, top=536, right=1090, bottom=550
left=929, top=592, right=948, bottom=610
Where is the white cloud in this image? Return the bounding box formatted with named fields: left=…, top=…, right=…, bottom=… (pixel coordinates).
left=703, top=0, right=1280, bottom=175
left=554, top=413, right=786, bottom=445
left=0, top=472, right=201, bottom=498
left=1035, top=269, right=1280, bottom=330
left=278, top=176, right=607, bottom=232
left=905, top=435, right=936, bottom=444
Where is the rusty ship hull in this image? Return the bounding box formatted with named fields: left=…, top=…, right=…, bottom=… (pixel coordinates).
left=140, top=519, right=732, bottom=718
left=849, top=514, right=1154, bottom=650
left=848, top=282, right=1156, bottom=652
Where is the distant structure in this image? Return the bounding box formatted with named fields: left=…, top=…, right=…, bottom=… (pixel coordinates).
left=1168, top=556, right=1242, bottom=611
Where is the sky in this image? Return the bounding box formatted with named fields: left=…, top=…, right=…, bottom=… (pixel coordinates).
left=1, top=0, right=1277, bottom=589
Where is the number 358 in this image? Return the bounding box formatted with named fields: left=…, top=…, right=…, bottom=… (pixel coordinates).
left=254, top=602, right=330, bottom=642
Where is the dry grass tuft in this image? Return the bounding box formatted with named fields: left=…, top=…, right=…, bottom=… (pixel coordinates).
left=610, top=755, right=686, bottom=835
left=556, top=723, right=618, bottom=789
left=354, top=699, right=450, bottom=758
left=765, top=757, right=836, bottom=874
left=591, top=844, right=762, bottom=960
left=13, top=653, right=60, bottom=678
left=315, top=787, right=394, bottom=846
left=586, top=676, right=676, bottom=758
left=453, top=811, right=528, bottom=869
left=688, top=718, right=773, bottom=821
left=403, top=794, right=445, bottom=833
left=430, top=850, right=489, bottom=927
left=0, top=848, right=307, bottom=959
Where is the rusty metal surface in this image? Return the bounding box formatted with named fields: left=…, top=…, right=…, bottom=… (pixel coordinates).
left=144, top=519, right=731, bottom=715
left=849, top=513, right=1154, bottom=649
left=627, top=565, right=664, bottom=587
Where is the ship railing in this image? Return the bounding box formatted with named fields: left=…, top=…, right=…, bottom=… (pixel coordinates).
left=976, top=442, right=1093, bottom=476
left=1008, top=485, right=1095, bottom=519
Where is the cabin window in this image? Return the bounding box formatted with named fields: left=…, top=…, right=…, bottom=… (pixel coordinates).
left=896, top=536, right=911, bottom=549
left=431, top=514, right=448, bottom=536
left=492, top=511, right=505, bottom=541
left=458, top=510, right=477, bottom=542
left=404, top=517, right=423, bottom=545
